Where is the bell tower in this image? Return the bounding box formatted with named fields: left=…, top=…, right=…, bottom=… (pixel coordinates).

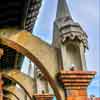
left=53, top=0, right=96, bottom=100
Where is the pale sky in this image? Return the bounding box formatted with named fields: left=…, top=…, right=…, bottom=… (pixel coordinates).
left=22, top=0, right=100, bottom=98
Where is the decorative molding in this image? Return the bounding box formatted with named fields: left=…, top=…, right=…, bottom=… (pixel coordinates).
left=57, top=70, right=96, bottom=89
left=60, top=31, right=88, bottom=48
left=36, top=68, right=45, bottom=80
left=55, top=16, right=88, bottom=48
left=33, top=93, right=54, bottom=100
left=57, top=70, right=96, bottom=100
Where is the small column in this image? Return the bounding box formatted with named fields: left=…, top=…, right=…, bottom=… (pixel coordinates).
left=34, top=68, right=53, bottom=100
left=80, top=43, right=87, bottom=70
left=35, top=68, right=48, bottom=93
left=0, top=74, right=3, bottom=100
left=61, top=44, right=69, bottom=70
left=57, top=70, right=96, bottom=100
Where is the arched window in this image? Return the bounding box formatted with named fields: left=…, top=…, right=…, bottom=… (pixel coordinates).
left=66, top=43, right=82, bottom=70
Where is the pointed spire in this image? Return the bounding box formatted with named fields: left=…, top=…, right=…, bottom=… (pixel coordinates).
left=56, top=0, right=71, bottom=19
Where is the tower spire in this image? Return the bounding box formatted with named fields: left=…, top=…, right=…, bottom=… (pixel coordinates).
left=53, top=0, right=88, bottom=70
left=56, top=0, right=71, bottom=19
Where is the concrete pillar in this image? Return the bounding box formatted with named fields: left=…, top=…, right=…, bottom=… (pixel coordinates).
left=80, top=43, right=87, bottom=70
left=57, top=70, right=96, bottom=100
left=61, top=44, right=69, bottom=70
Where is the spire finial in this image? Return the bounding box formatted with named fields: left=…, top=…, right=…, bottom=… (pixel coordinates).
left=56, top=0, right=71, bottom=19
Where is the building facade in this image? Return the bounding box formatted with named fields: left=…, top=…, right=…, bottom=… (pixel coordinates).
left=0, top=0, right=96, bottom=100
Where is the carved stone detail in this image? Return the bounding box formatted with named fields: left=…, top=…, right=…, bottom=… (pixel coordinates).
left=60, top=31, right=88, bottom=48
left=36, top=68, right=45, bottom=80
left=33, top=94, right=53, bottom=100
left=55, top=16, right=88, bottom=48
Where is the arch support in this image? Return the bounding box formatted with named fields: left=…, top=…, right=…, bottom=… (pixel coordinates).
left=2, top=70, right=33, bottom=100
left=0, top=30, right=64, bottom=100
left=3, top=89, right=20, bottom=100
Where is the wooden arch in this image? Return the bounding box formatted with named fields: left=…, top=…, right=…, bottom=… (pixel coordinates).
left=0, top=31, right=62, bottom=100
left=3, top=89, right=20, bottom=100
left=2, top=73, right=32, bottom=100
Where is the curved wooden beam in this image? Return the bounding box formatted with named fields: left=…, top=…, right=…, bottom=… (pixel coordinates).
left=0, top=94, right=11, bottom=100
left=2, top=73, right=32, bottom=100
left=3, top=89, right=20, bottom=100
left=0, top=31, right=64, bottom=100
left=4, top=69, right=35, bottom=97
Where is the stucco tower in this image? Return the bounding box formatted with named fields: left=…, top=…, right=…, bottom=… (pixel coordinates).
left=53, top=0, right=96, bottom=100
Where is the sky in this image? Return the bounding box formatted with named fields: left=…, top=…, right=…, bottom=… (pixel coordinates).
left=23, top=0, right=100, bottom=98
